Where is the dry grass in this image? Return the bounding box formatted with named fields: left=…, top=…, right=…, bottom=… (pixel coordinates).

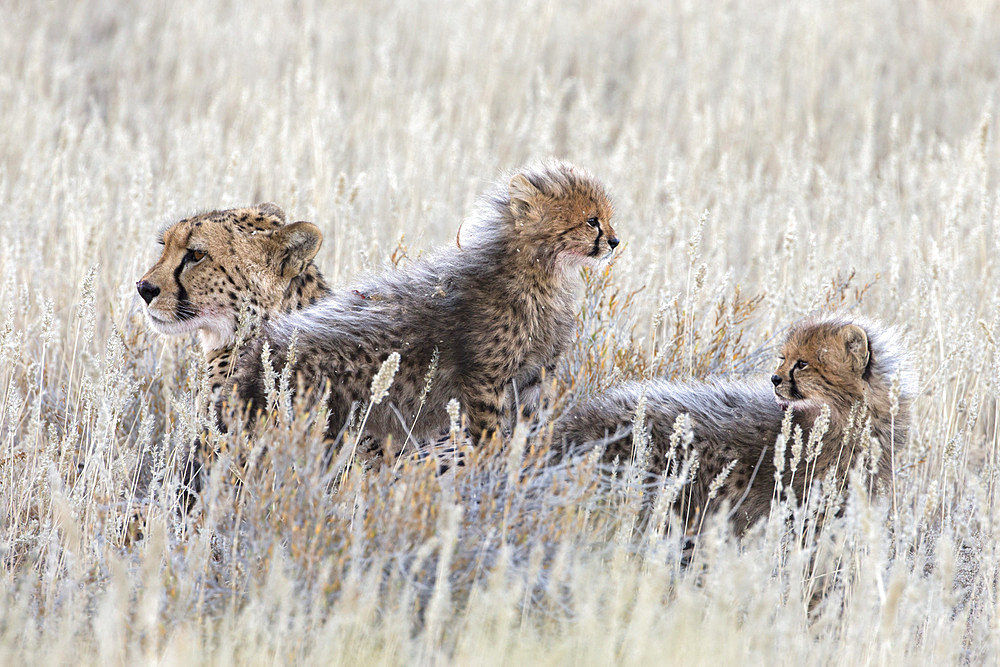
left=2, top=0, right=999, bottom=663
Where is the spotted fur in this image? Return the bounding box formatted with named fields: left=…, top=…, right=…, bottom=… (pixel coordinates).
left=138, top=202, right=330, bottom=397
left=552, top=315, right=915, bottom=532
left=233, top=160, right=620, bottom=461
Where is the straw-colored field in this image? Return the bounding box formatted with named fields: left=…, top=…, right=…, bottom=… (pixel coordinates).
left=2, top=0, right=999, bottom=663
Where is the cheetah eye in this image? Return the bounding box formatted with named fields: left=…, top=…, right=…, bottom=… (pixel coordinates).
left=586, top=217, right=600, bottom=228
left=186, top=249, right=207, bottom=264
left=794, top=359, right=808, bottom=370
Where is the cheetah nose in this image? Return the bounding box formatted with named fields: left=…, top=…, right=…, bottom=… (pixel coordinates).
left=771, top=374, right=782, bottom=387
left=136, top=280, right=160, bottom=305
left=608, top=237, right=620, bottom=250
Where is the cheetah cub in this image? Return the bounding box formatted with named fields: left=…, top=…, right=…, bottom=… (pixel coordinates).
left=233, top=160, right=620, bottom=460
left=552, top=315, right=914, bottom=531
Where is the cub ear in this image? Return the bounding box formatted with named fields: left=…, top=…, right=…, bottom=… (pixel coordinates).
left=839, top=324, right=870, bottom=373
left=255, top=202, right=287, bottom=224
left=264, top=221, right=322, bottom=279
left=508, top=173, right=540, bottom=204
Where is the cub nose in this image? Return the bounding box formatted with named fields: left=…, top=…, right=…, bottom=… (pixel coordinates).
left=771, top=374, right=782, bottom=387
left=136, top=280, right=160, bottom=305
left=607, top=237, right=620, bottom=250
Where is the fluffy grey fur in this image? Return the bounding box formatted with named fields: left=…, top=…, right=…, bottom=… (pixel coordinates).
left=551, top=314, right=915, bottom=531
left=232, top=160, right=619, bottom=460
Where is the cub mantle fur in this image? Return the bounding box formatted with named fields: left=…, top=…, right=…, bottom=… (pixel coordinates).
left=233, top=160, right=620, bottom=457
left=552, top=315, right=914, bottom=531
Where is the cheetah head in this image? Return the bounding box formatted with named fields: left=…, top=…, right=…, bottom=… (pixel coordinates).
left=137, top=203, right=322, bottom=352
left=771, top=320, right=871, bottom=411
left=505, top=161, right=620, bottom=266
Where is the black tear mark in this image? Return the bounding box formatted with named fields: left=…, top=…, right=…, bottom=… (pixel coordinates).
left=174, top=258, right=193, bottom=320
left=588, top=223, right=604, bottom=257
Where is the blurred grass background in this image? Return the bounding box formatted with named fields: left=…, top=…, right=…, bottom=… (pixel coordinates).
left=1, top=0, right=999, bottom=663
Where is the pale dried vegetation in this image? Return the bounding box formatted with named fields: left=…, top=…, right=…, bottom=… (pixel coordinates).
left=2, top=0, right=999, bottom=664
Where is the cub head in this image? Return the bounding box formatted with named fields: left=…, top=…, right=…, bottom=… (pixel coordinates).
left=771, top=320, right=871, bottom=410
left=505, top=160, right=620, bottom=264
left=136, top=202, right=322, bottom=351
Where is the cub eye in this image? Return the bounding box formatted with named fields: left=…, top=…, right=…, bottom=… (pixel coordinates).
left=187, top=249, right=207, bottom=263
left=586, top=217, right=600, bottom=228
left=794, top=359, right=808, bottom=370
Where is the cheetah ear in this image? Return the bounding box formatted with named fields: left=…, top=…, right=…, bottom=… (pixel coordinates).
left=508, top=173, right=540, bottom=204
left=839, top=324, right=870, bottom=373
left=264, top=221, right=322, bottom=279
left=255, top=202, right=287, bottom=224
